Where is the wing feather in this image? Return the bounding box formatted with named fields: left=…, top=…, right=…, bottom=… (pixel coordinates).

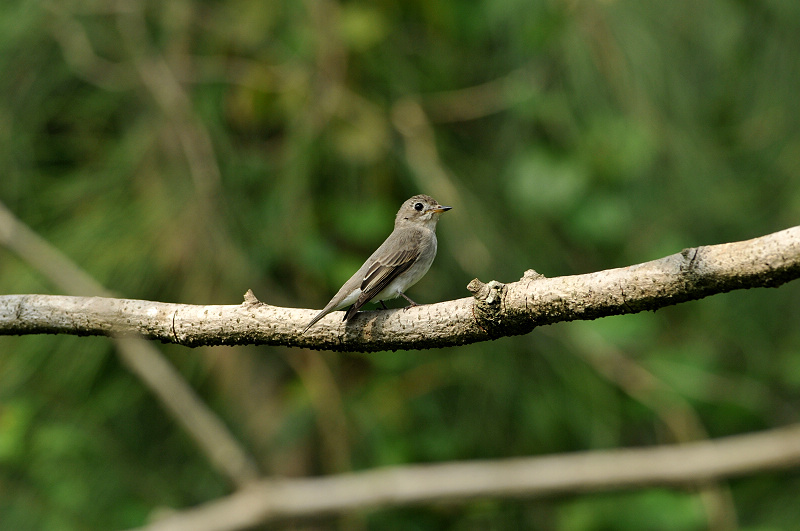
left=343, top=247, right=420, bottom=320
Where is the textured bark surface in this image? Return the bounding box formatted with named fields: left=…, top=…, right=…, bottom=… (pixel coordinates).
left=2, top=226, right=799, bottom=352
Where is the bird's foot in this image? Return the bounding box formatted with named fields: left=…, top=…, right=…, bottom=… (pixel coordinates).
left=400, top=293, right=419, bottom=307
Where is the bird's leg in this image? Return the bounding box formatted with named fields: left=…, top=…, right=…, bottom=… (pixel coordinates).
left=399, top=292, right=418, bottom=307
left=379, top=300, right=388, bottom=310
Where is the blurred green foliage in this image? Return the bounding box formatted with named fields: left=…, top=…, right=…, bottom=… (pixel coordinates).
left=2, top=0, right=800, bottom=529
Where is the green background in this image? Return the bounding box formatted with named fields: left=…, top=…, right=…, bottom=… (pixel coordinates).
left=2, top=0, right=800, bottom=529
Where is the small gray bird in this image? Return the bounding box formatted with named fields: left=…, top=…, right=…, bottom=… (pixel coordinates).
left=303, top=194, right=452, bottom=333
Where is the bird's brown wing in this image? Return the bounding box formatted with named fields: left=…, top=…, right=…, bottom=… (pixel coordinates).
left=343, top=247, right=419, bottom=321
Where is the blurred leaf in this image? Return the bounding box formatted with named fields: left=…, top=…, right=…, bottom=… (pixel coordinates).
left=558, top=490, right=705, bottom=531
left=505, top=148, right=589, bottom=216
left=0, top=400, right=34, bottom=463
left=339, top=5, right=389, bottom=51
left=568, top=193, right=634, bottom=246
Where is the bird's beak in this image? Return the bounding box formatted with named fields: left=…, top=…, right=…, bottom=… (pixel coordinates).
left=431, top=205, right=452, bottom=214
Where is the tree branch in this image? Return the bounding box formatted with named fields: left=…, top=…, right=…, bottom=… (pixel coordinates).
left=2, top=226, right=798, bottom=352
left=125, top=422, right=800, bottom=531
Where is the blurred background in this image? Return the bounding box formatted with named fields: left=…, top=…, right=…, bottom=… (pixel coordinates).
left=2, top=0, right=800, bottom=529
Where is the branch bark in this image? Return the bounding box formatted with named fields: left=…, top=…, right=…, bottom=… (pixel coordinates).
left=125, top=422, right=800, bottom=531
left=2, top=226, right=799, bottom=352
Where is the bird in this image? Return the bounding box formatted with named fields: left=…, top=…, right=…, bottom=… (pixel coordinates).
left=303, top=194, right=452, bottom=333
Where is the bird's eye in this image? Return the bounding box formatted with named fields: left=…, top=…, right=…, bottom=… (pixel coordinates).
left=414, top=202, right=424, bottom=211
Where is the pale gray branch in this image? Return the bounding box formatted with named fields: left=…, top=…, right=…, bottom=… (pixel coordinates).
left=127, top=423, right=800, bottom=531
left=2, top=226, right=799, bottom=352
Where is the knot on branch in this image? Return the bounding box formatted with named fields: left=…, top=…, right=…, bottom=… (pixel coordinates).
left=242, top=289, right=264, bottom=308
left=522, top=269, right=545, bottom=281
left=468, top=278, right=505, bottom=304
left=467, top=279, right=508, bottom=338
left=243, top=289, right=259, bottom=305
